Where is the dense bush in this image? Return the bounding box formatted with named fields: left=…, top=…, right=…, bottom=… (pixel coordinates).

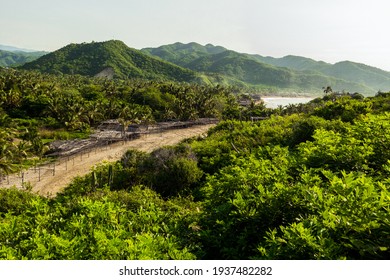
left=119, top=145, right=203, bottom=197
left=190, top=98, right=390, bottom=259
left=258, top=172, right=390, bottom=259
left=0, top=186, right=200, bottom=260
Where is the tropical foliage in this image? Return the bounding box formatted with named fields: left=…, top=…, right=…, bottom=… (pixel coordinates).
left=0, top=68, right=235, bottom=176
left=1, top=87, right=389, bottom=259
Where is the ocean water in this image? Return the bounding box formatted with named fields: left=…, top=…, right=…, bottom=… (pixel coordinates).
left=261, top=96, right=315, bottom=109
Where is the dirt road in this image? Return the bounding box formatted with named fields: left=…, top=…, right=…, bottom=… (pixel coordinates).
left=1, top=124, right=214, bottom=197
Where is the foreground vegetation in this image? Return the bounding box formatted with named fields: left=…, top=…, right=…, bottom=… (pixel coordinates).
left=1, top=72, right=389, bottom=259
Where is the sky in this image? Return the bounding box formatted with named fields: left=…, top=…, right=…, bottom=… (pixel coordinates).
left=1, top=0, right=390, bottom=70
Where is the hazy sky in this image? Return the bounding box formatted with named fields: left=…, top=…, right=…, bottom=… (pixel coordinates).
left=2, top=0, right=390, bottom=70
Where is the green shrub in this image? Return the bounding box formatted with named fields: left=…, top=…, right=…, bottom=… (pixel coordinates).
left=142, top=145, right=203, bottom=197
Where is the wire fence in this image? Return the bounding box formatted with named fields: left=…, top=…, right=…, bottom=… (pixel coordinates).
left=0, top=142, right=115, bottom=190
left=0, top=119, right=218, bottom=191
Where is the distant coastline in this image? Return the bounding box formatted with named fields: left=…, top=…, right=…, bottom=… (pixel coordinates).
left=261, top=96, right=315, bottom=108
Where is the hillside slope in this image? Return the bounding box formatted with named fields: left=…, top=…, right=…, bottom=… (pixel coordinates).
left=143, top=43, right=372, bottom=94
left=20, top=40, right=199, bottom=82
left=253, top=55, right=390, bottom=92
left=143, top=42, right=227, bottom=67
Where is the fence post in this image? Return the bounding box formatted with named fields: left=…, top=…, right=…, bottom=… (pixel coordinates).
left=53, top=163, right=55, bottom=176
left=38, top=167, right=41, bottom=181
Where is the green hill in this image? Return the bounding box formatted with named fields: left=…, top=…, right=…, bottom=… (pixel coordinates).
left=0, top=49, right=46, bottom=67
left=143, top=42, right=227, bottom=67
left=251, top=54, right=331, bottom=72
left=323, top=61, right=390, bottom=91
left=20, top=40, right=199, bottom=82
left=143, top=43, right=372, bottom=94
left=253, top=55, right=390, bottom=92
left=187, top=50, right=294, bottom=87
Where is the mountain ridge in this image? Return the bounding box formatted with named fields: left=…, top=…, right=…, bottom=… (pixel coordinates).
left=10, top=40, right=390, bottom=94
left=251, top=54, right=390, bottom=91
left=142, top=43, right=376, bottom=94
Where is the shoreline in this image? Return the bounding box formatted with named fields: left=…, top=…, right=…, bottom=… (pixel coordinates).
left=261, top=94, right=321, bottom=98
left=260, top=96, right=316, bottom=108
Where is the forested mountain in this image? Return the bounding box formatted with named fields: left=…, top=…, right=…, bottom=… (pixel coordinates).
left=252, top=54, right=331, bottom=71
left=20, top=40, right=199, bottom=82
left=0, top=49, right=46, bottom=67
left=142, top=43, right=374, bottom=94
left=185, top=50, right=371, bottom=92
left=142, top=42, right=227, bottom=67
left=13, top=40, right=390, bottom=94
left=253, top=55, right=390, bottom=92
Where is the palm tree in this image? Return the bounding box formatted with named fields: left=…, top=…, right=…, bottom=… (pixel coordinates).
left=104, top=99, right=121, bottom=119
left=162, top=107, right=177, bottom=121
left=85, top=102, right=104, bottom=126
left=118, top=105, right=141, bottom=139
left=274, top=105, right=285, bottom=116
left=0, top=132, right=18, bottom=179
left=139, top=107, right=155, bottom=130
left=323, top=86, right=333, bottom=94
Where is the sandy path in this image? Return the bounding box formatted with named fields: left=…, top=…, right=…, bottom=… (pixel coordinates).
left=1, top=124, right=214, bottom=197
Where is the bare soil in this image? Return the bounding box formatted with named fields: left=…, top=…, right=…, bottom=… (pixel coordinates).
left=1, top=124, right=214, bottom=197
